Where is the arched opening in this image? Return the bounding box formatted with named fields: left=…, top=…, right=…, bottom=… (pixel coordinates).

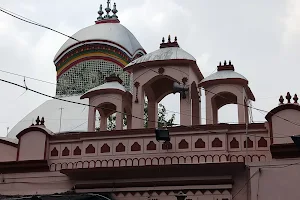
left=159, top=93, right=180, bottom=127
left=95, top=110, right=101, bottom=132
left=211, top=92, right=238, bottom=124
left=144, top=75, right=180, bottom=128
left=96, top=102, right=117, bottom=131
left=218, top=104, right=239, bottom=123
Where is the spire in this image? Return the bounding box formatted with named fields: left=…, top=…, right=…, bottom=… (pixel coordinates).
left=104, top=0, right=111, bottom=19
left=95, top=1, right=120, bottom=24
left=217, top=60, right=235, bottom=71
left=111, top=2, right=118, bottom=19
left=97, top=4, right=104, bottom=21
left=160, top=35, right=180, bottom=48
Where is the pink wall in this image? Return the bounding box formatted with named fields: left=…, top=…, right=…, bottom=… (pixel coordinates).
left=18, top=131, right=46, bottom=161
left=0, top=171, right=72, bottom=195
left=250, top=159, right=300, bottom=200
left=47, top=125, right=271, bottom=171
left=271, top=109, right=300, bottom=144
left=0, top=143, right=17, bottom=162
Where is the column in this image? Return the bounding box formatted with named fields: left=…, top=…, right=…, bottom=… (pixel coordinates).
left=131, top=87, right=145, bottom=129
left=180, top=93, right=192, bottom=126
left=87, top=107, right=96, bottom=132
left=148, top=100, right=158, bottom=128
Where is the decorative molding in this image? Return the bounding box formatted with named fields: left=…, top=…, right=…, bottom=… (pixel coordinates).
left=158, top=67, right=165, bottom=74
left=131, top=142, right=141, bottom=152
left=147, top=141, right=156, bottom=151
left=182, top=77, right=188, bottom=85
left=244, top=137, right=253, bottom=148
left=195, top=138, right=205, bottom=148
left=101, top=143, right=110, bottom=153
left=116, top=143, right=126, bottom=152
left=212, top=138, right=222, bottom=148
left=86, top=144, right=96, bottom=154
left=62, top=147, right=70, bottom=156
left=112, top=189, right=231, bottom=198
left=258, top=137, right=267, bottom=147
left=50, top=154, right=267, bottom=171
left=162, top=141, right=172, bottom=150
left=230, top=138, right=239, bottom=149
left=50, top=147, right=59, bottom=157
left=179, top=139, right=189, bottom=149
left=74, top=146, right=81, bottom=156
left=134, top=82, right=140, bottom=103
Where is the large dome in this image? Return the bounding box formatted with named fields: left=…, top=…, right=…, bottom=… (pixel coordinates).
left=7, top=3, right=146, bottom=138
left=54, top=23, right=145, bottom=62
left=53, top=4, right=146, bottom=97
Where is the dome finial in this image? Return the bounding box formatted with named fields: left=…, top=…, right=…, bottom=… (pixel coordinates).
left=162, top=37, right=165, bottom=43
left=168, top=35, right=171, bottom=43
left=111, top=2, right=118, bottom=19
left=104, top=0, right=112, bottom=19
left=97, top=4, right=104, bottom=21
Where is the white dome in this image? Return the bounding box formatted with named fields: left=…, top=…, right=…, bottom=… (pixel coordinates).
left=54, top=23, right=144, bottom=61
left=7, top=96, right=89, bottom=138
left=125, top=47, right=196, bottom=69
left=84, top=81, right=126, bottom=94
left=200, top=70, right=247, bottom=84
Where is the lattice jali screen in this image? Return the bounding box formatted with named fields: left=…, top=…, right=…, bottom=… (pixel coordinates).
left=56, top=59, right=131, bottom=96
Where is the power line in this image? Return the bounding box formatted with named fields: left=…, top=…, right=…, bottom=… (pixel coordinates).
left=0, top=69, right=56, bottom=85
left=232, top=169, right=259, bottom=199
left=0, top=7, right=79, bottom=42
left=137, top=64, right=300, bottom=127
left=1, top=6, right=299, bottom=129
left=0, top=77, right=294, bottom=139
left=0, top=78, right=162, bottom=126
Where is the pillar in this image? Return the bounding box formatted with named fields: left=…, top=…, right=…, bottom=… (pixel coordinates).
left=148, top=100, right=158, bottom=128
left=88, top=107, right=96, bottom=131
left=115, top=106, right=123, bottom=130
left=192, top=97, right=200, bottom=125
left=131, top=87, right=145, bottom=129
left=237, top=96, right=247, bottom=124
left=99, top=109, right=107, bottom=131
left=180, top=93, right=192, bottom=126
left=127, top=114, right=132, bottom=129
left=205, top=91, right=213, bottom=124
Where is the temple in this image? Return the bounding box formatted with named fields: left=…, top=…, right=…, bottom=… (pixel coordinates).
left=1, top=1, right=300, bottom=200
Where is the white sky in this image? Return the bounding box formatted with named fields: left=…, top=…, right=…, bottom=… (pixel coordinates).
left=0, top=0, right=300, bottom=136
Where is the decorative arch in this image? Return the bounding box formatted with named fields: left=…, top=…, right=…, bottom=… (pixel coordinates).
left=131, top=65, right=201, bottom=128
left=205, top=84, right=250, bottom=124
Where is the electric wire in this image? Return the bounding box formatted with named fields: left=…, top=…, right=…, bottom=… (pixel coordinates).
left=1, top=6, right=299, bottom=133
left=137, top=64, right=300, bottom=127
left=0, top=6, right=294, bottom=126
left=2, top=6, right=300, bottom=200
left=0, top=7, right=79, bottom=42
left=232, top=160, right=300, bottom=199
left=0, top=77, right=293, bottom=139
left=232, top=169, right=260, bottom=199
left=0, top=69, right=57, bottom=85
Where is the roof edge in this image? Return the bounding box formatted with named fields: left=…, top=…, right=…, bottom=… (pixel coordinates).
left=265, top=103, right=300, bottom=122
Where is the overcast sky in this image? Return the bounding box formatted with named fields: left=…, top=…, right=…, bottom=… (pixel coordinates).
left=0, top=0, right=299, bottom=137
